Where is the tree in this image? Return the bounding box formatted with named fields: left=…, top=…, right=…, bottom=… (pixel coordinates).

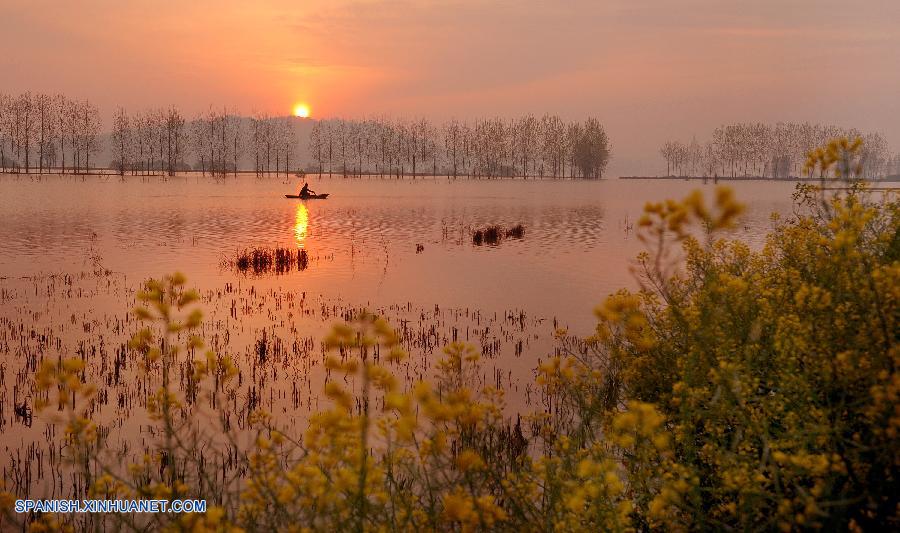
left=15, top=92, right=35, bottom=173
left=112, top=107, right=132, bottom=176
left=35, top=93, right=56, bottom=174
left=276, top=116, right=295, bottom=176
left=443, top=119, right=463, bottom=178
left=563, top=121, right=582, bottom=178
left=540, top=114, right=565, bottom=178
left=191, top=113, right=210, bottom=176
left=573, top=118, right=610, bottom=178
left=61, top=98, right=80, bottom=173
left=0, top=93, right=11, bottom=172
left=164, top=107, right=186, bottom=176
left=134, top=111, right=151, bottom=175
left=660, top=141, right=676, bottom=176
left=79, top=100, right=101, bottom=173
left=309, top=120, right=324, bottom=176
left=515, top=114, right=538, bottom=178
left=229, top=114, right=244, bottom=177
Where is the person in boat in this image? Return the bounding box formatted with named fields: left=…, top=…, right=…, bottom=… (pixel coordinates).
left=299, top=182, right=317, bottom=197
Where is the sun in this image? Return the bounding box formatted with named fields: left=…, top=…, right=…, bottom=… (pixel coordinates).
left=293, top=103, right=311, bottom=118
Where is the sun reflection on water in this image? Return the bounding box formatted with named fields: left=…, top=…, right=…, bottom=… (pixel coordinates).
left=295, top=203, right=309, bottom=248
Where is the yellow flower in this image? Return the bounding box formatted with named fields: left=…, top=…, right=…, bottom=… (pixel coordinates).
left=455, top=450, right=484, bottom=472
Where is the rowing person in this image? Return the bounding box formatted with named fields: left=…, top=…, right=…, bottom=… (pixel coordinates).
left=299, top=182, right=317, bottom=198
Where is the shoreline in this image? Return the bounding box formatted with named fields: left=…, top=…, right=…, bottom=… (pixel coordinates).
left=3, top=171, right=899, bottom=183
left=620, top=175, right=900, bottom=183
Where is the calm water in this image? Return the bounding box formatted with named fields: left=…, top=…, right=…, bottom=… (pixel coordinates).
left=0, top=174, right=808, bottom=497
left=0, top=175, right=799, bottom=332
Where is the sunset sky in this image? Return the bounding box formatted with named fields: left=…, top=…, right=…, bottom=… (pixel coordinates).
left=2, top=0, right=898, bottom=174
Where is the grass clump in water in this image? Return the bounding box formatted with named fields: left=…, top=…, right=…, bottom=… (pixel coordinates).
left=505, top=224, right=525, bottom=239
left=232, top=247, right=310, bottom=275
left=472, top=224, right=524, bottom=246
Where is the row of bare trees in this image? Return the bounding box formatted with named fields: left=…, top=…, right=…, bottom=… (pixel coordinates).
left=2, top=92, right=614, bottom=179
left=112, top=107, right=188, bottom=176
left=308, top=115, right=611, bottom=179
left=111, top=108, right=298, bottom=177
left=660, top=122, right=896, bottom=179
left=249, top=114, right=296, bottom=177
left=0, top=92, right=101, bottom=174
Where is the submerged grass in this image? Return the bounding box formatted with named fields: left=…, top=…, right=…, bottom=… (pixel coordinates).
left=505, top=223, right=525, bottom=239
left=0, top=267, right=539, bottom=513
left=472, top=224, right=525, bottom=246
left=232, top=247, right=309, bottom=275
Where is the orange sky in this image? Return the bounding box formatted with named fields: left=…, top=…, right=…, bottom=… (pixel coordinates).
left=2, top=0, right=898, bottom=174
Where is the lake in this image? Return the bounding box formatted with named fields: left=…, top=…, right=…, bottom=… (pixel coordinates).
left=0, top=175, right=802, bottom=330
left=0, top=174, right=814, bottom=496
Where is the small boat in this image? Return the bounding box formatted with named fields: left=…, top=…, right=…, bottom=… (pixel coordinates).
left=285, top=193, right=329, bottom=199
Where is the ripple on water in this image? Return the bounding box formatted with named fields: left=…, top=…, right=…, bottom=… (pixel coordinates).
left=0, top=175, right=804, bottom=327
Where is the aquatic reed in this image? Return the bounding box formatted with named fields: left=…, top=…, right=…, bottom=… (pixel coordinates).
left=232, top=247, right=310, bottom=275
left=472, top=224, right=525, bottom=246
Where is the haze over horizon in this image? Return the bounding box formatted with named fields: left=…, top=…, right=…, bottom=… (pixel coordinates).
left=2, top=0, right=898, bottom=175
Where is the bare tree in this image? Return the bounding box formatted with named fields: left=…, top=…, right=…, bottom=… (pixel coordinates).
left=515, top=114, right=538, bottom=178
left=573, top=118, right=610, bottom=178
left=664, top=121, right=895, bottom=180
left=112, top=107, right=132, bottom=176
left=80, top=100, right=101, bottom=173
left=0, top=93, right=11, bottom=172
left=191, top=113, right=210, bottom=176
left=443, top=119, right=463, bottom=178
left=660, top=141, right=676, bottom=176
left=309, top=120, right=324, bottom=176
left=15, top=92, right=36, bottom=173
left=164, top=107, right=186, bottom=176
left=230, top=114, right=244, bottom=177
left=35, top=93, right=57, bottom=174
left=276, top=116, right=295, bottom=176
left=539, top=114, right=563, bottom=178
left=133, top=111, right=149, bottom=175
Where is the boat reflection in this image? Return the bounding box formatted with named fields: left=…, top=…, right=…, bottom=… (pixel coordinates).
left=295, top=203, right=309, bottom=248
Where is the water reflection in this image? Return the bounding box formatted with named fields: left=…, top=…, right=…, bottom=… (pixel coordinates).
left=295, top=203, right=309, bottom=248
left=0, top=177, right=806, bottom=321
